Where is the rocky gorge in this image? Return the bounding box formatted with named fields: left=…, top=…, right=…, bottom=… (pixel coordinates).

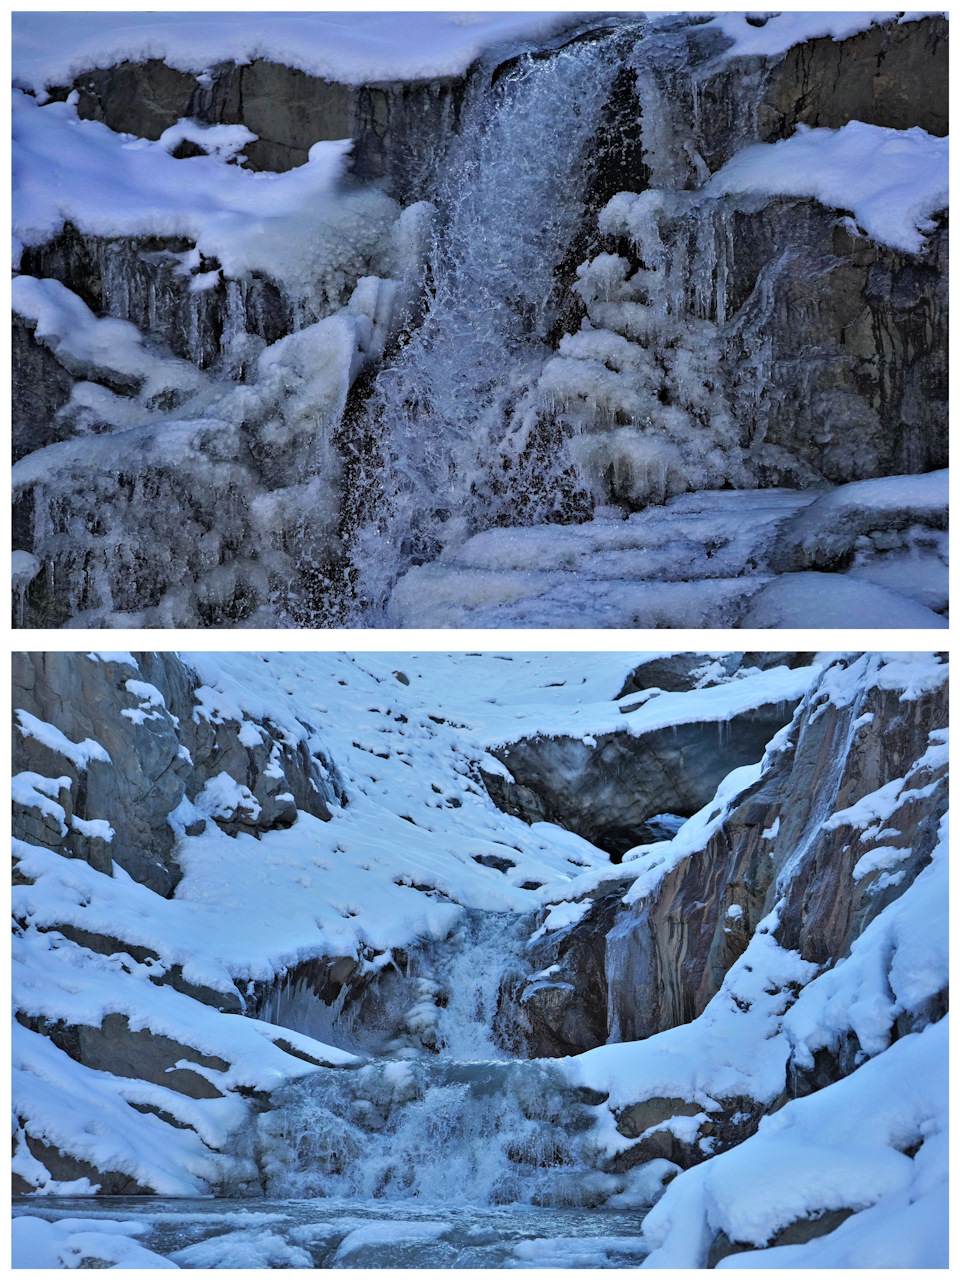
left=12, top=649, right=948, bottom=1267
left=11, top=11, right=949, bottom=628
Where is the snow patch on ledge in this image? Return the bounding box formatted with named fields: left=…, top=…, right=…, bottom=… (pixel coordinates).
left=707, top=122, right=947, bottom=254
left=12, top=12, right=585, bottom=98
left=705, top=11, right=942, bottom=60
left=15, top=709, right=111, bottom=770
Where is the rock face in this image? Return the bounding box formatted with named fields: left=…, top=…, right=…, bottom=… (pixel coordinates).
left=758, top=16, right=949, bottom=142
left=499, top=654, right=948, bottom=1086
left=13, top=652, right=341, bottom=895
left=12, top=651, right=354, bottom=1196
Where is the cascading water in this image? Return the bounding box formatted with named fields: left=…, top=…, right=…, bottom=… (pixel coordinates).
left=345, top=30, right=639, bottom=618
left=237, top=908, right=635, bottom=1218
left=256, top=1058, right=615, bottom=1207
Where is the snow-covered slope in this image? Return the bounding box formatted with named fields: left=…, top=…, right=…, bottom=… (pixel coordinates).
left=12, top=651, right=948, bottom=1268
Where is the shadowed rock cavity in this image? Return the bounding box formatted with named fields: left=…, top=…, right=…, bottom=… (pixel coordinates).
left=482, top=696, right=803, bottom=860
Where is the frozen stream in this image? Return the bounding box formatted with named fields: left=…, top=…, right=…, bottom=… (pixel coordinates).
left=11, top=1196, right=650, bottom=1268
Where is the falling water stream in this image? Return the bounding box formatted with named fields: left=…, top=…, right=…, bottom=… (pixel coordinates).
left=346, top=28, right=639, bottom=618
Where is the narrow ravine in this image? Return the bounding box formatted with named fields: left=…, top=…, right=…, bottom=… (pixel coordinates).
left=12, top=652, right=949, bottom=1267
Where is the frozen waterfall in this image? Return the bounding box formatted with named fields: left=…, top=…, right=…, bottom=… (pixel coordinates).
left=344, top=32, right=631, bottom=617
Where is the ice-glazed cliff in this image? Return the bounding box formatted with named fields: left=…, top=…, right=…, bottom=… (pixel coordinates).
left=11, top=12, right=948, bottom=628
left=13, top=650, right=948, bottom=1266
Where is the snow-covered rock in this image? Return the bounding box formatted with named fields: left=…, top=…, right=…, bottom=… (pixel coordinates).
left=12, top=650, right=947, bottom=1276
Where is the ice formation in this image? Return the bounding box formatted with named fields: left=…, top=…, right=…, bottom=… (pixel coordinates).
left=11, top=12, right=948, bottom=625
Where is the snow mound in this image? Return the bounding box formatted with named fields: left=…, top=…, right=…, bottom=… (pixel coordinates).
left=707, top=122, right=947, bottom=255
left=12, top=12, right=583, bottom=97
left=742, top=573, right=947, bottom=629
left=706, top=11, right=938, bottom=60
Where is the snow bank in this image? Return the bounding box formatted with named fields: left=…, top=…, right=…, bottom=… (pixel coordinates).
left=12, top=1020, right=244, bottom=1196
left=13, top=1214, right=178, bottom=1269
left=706, top=11, right=937, bottom=60
left=13, top=92, right=399, bottom=296
left=645, top=1018, right=947, bottom=1266
left=742, top=572, right=948, bottom=629
left=13, top=12, right=583, bottom=98
left=707, top=122, right=947, bottom=254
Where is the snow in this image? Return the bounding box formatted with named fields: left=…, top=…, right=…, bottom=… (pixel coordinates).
left=334, top=1220, right=448, bottom=1260
left=87, top=653, right=138, bottom=668
left=12, top=550, right=41, bottom=589
left=529, top=898, right=594, bottom=942
left=12, top=12, right=583, bottom=98
left=14, top=709, right=111, bottom=770
left=13, top=1215, right=178, bottom=1269
left=11, top=774, right=70, bottom=835
left=12, top=276, right=209, bottom=405
left=741, top=572, right=948, bottom=629
left=12, top=1019, right=248, bottom=1197
left=13, top=92, right=399, bottom=298
left=172, top=1228, right=311, bottom=1268
left=706, top=11, right=938, bottom=60
left=69, top=816, right=114, bottom=843
left=647, top=1019, right=947, bottom=1266
left=707, top=122, right=948, bottom=255
left=194, top=773, right=262, bottom=823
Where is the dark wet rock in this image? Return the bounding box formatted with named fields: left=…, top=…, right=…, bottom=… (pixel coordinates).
left=12, top=318, right=77, bottom=462
left=497, top=883, right=632, bottom=1057
left=19, top=228, right=292, bottom=370
left=758, top=17, right=949, bottom=142
left=708, top=1207, right=856, bottom=1266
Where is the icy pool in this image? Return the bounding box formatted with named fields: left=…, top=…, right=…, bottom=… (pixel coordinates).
left=13, top=1196, right=651, bottom=1268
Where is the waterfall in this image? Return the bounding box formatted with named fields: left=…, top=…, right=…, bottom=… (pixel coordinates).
left=255, top=1058, right=614, bottom=1206
left=242, top=907, right=624, bottom=1207
left=345, top=32, right=635, bottom=618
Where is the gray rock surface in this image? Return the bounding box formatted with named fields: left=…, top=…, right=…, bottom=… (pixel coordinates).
left=61, top=56, right=466, bottom=199
left=13, top=652, right=343, bottom=894
left=483, top=693, right=802, bottom=857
